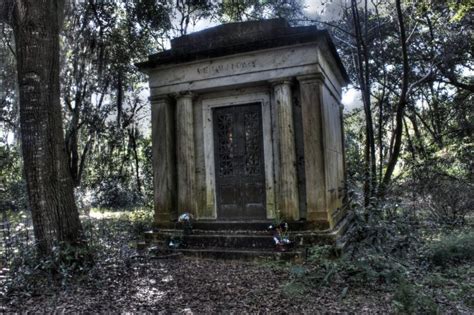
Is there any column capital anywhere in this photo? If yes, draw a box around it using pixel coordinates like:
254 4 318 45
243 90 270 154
149 94 173 103
296 73 325 84
269 77 294 87
175 91 195 100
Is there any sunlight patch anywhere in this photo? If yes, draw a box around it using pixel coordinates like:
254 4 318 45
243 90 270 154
133 285 165 302
161 275 173 283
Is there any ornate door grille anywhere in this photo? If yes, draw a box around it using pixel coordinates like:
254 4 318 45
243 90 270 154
213 103 266 219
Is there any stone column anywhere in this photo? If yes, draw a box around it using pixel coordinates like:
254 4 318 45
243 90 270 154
151 95 176 224
297 74 329 228
273 80 299 220
176 92 196 214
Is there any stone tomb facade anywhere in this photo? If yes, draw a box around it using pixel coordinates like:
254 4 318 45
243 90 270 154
138 19 350 231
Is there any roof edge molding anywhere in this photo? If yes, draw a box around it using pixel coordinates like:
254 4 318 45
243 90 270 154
136 18 350 84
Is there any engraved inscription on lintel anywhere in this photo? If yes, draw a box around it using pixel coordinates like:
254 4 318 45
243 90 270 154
197 60 257 76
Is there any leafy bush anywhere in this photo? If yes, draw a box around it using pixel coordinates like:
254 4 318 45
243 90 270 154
5 241 95 296
92 178 142 209
421 177 473 226
392 281 438 314
409 157 473 226
297 243 405 294
128 208 153 234
426 231 474 268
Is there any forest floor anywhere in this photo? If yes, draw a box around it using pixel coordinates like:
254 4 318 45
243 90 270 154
1 256 394 313
0 208 472 313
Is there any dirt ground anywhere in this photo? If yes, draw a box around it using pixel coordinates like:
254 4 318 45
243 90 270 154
1 255 393 313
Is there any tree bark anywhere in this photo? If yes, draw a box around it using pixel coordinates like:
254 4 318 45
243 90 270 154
351 0 376 206
380 0 410 195
12 0 84 256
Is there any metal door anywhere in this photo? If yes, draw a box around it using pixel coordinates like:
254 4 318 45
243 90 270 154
213 103 266 220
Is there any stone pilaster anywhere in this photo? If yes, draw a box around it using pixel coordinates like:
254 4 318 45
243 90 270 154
272 80 299 220
151 95 176 223
176 92 196 215
297 74 329 228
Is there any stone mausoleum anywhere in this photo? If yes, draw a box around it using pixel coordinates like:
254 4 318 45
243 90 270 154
137 19 350 237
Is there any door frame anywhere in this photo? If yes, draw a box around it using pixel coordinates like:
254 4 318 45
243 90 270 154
202 91 276 220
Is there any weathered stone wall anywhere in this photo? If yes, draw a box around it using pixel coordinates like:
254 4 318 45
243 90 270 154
147 40 347 230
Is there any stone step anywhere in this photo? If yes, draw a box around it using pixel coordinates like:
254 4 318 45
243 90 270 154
146 231 276 249
190 220 310 231
182 234 275 249
144 229 338 249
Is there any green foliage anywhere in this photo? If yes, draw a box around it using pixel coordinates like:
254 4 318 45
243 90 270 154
426 231 474 268
5 241 95 296
0 144 27 212
282 280 307 298
308 244 406 287
447 0 474 22
276 198 473 312
219 0 304 22
343 110 366 184
127 207 153 234
407 149 473 225
392 281 439 314
2 207 152 298
423 265 474 309
92 178 142 209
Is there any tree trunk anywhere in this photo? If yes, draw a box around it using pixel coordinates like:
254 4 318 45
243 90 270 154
11 0 84 256
380 0 410 195
129 127 142 195
351 0 376 206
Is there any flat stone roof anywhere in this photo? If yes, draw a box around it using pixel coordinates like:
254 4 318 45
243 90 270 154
137 18 349 83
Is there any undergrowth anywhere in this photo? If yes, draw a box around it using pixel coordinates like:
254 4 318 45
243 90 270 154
1 207 153 300
280 198 473 313
425 230 474 268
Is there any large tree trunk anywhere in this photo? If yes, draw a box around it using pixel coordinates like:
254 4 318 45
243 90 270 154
10 0 84 256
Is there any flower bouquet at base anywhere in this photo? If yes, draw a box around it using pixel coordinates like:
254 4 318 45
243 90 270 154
268 221 294 252
167 212 194 249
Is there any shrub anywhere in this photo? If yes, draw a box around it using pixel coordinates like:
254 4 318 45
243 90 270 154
392 281 438 314
92 178 141 209
409 160 473 226
423 178 473 226
5 241 95 296
426 231 474 268
128 208 153 234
